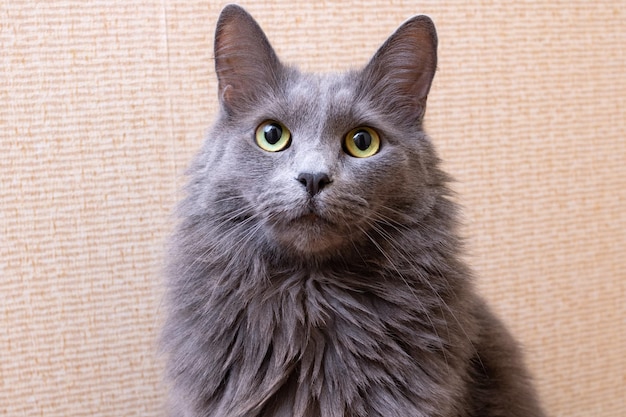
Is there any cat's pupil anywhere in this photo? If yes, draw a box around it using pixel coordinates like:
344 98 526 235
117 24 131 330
264 124 282 145
353 130 372 150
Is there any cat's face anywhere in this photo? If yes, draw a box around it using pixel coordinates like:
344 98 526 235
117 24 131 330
187 6 439 260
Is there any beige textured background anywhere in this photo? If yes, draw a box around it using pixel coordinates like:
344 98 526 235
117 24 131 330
1 1 625 416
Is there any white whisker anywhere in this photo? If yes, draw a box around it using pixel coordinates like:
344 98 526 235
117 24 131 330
355 222 449 368
366 210 479 366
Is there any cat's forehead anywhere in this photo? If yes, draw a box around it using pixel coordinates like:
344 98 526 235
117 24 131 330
285 72 357 113
273 71 366 137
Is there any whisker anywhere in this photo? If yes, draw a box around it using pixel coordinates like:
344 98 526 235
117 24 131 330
174 203 262 292
355 223 448 368
366 211 479 367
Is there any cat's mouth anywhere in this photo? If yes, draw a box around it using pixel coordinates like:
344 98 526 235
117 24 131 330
297 211 328 224
294 201 340 225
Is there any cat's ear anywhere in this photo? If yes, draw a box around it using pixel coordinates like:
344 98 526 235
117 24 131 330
361 15 437 122
214 5 283 113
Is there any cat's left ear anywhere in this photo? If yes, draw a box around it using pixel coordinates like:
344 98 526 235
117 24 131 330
214 5 283 113
361 15 438 122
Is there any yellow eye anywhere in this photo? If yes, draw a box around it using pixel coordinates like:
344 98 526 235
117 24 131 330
344 127 380 158
255 120 291 152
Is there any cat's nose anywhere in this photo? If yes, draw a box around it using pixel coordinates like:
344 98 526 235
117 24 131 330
297 172 331 197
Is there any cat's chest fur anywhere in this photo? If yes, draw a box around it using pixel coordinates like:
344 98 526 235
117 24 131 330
190 264 473 417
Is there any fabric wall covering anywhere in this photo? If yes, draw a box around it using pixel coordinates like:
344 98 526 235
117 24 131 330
1 1 624 416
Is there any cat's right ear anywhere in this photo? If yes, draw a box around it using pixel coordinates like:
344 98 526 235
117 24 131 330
214 5 283 113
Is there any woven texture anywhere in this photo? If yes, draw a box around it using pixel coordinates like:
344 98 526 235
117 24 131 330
1 1 624 416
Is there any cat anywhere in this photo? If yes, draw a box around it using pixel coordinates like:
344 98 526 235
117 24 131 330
162 4 546 417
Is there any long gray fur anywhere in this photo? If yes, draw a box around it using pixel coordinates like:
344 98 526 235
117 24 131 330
162 5 546 417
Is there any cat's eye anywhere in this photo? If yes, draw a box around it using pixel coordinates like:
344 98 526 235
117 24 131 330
344 127 380 158
255 120 291 152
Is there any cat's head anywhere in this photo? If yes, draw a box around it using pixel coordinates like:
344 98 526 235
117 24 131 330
184 5 446 261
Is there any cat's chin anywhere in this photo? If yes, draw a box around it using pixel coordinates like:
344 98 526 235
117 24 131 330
266 213 353 257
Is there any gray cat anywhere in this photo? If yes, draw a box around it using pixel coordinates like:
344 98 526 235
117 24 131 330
162 4 546 417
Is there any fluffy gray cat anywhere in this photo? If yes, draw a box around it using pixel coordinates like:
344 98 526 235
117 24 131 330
162 4 546 417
